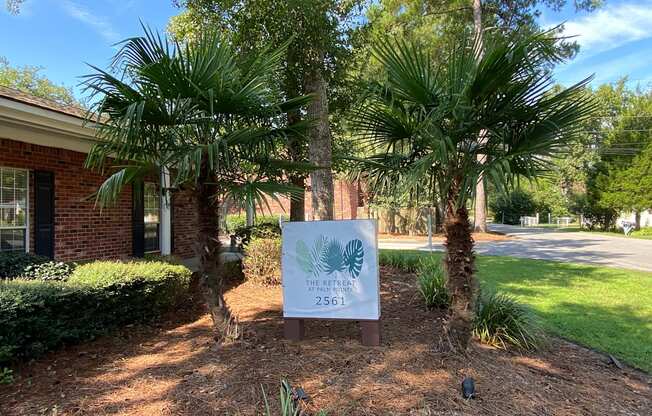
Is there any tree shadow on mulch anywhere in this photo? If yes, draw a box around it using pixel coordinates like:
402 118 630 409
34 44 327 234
2 266 651 415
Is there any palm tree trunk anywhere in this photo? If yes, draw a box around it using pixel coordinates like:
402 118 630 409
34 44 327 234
472 0 488 233
443 194 479 350
307 67 334 221
196 163 238 341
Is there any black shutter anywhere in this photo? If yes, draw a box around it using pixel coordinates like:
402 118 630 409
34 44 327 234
132 181 145 258
34 170 55 258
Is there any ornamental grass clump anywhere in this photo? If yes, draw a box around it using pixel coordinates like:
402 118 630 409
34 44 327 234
416 256 449 309
378 250 423 272
473 292 545 350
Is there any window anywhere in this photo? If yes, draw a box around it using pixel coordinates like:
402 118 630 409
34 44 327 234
143 182 160 252
0 167 28 252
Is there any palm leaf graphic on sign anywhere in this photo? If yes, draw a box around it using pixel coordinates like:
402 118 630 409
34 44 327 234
343 239 364 278
296 240 313 275
310 235 327 276
321 239 345 275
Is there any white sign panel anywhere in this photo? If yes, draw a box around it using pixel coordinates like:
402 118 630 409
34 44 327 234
282 219 380 320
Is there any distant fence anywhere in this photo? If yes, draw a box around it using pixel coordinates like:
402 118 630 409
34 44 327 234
555 216 573 227
518 215 577 228
520 216 539 227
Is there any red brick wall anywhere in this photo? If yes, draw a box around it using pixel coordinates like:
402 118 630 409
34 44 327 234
234 178 363 220
0 138 197 261
172 189 198 258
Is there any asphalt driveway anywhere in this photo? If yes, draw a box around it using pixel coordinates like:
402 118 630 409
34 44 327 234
378 224 652 272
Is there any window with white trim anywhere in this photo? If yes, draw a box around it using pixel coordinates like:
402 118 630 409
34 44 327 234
143 182 160 252
0 167 28 252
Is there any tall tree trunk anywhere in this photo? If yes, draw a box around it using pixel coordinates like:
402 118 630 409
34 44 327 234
443 188 479 350
245 198 255 227
196 162 238 341
307 69 334 221
288 110 306 221
472 0 488 233
635 210 641 230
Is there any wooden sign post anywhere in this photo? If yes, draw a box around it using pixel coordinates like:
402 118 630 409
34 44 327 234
281 219 381 346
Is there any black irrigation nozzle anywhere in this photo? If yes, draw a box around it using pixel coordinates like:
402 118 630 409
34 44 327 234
462 377 476 399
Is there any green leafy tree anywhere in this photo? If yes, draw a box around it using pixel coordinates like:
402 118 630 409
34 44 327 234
350 31 595 349
356 0 602 232
602 144 652 224
0 57 80 106
170 0 366 221
4 0 24 14
579 81 652 229
83 28 308 339
488 189 537 225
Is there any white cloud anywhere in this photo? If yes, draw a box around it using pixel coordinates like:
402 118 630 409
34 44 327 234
559 2 652 55
60 1 120 43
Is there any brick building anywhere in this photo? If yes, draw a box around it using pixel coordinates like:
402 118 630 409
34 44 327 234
0 86 198 262
236 179 366 221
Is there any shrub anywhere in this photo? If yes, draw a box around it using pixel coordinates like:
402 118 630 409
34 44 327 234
473 292 544 350
0 260 191 364
631 227 652 237
489 188 536 225
261 379 323 416
0 252 49 279
226 214 287 233
378 250 426 272
234 222 282 249
242 237 282 286
416 256 449 309
0 367 13 385
21 261 75 281
262 379 300 416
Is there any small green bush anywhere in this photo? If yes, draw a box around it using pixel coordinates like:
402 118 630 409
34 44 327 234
631 227 652 237
262 379 299 416
473 292 544 350
416 256 449 309
0 260 191 364
21 261 75 281
0 252 49 279
378 250 425 272
234 223 282 248
226 214 286 233
0 367 13 385
242 237 282 286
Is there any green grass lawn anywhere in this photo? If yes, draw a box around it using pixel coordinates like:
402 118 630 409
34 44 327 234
379 249 652 372
504 223 652 240
579 230 652 240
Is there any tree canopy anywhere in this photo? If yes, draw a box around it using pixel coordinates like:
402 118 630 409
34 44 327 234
0 57 80 107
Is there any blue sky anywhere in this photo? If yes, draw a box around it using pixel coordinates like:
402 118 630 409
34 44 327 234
1 0 651 101
543 0 652 87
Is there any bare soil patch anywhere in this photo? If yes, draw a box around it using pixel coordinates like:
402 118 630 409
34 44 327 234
2 267 650 415
378 232 510 242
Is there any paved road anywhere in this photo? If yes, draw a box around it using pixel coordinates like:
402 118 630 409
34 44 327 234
378 224 652 272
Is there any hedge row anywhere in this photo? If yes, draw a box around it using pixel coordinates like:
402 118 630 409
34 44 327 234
225 214 286 233
0 260 191 364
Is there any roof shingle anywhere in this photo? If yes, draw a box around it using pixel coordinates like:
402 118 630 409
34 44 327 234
0 85 88 120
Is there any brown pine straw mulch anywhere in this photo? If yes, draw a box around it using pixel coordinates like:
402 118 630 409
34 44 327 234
2 267 651 415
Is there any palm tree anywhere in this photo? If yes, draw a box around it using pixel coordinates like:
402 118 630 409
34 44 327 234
350 31 596 349
83 27 309 340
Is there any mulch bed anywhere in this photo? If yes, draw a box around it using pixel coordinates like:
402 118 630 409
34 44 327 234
2 266 650 415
